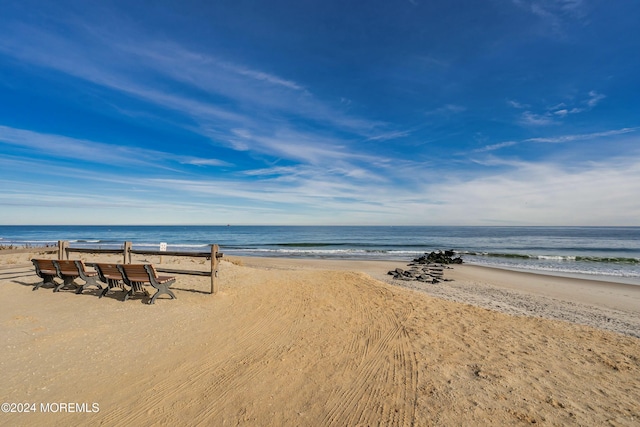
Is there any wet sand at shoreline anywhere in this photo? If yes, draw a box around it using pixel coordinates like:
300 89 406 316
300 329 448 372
0 251 638 426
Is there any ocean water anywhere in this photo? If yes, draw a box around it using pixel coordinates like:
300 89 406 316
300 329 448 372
1 225 639 283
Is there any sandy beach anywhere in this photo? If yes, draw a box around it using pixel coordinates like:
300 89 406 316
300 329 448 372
1 251 639 426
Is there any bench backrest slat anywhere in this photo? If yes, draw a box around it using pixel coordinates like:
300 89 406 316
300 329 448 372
119 264 152 282
94 263 124 281
32 259 57 271
54 260 80 276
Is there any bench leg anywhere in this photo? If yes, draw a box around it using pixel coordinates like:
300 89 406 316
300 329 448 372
75 276 103 294
122 282 145 302
99 280 124 299
54 277 79 293
148 283 177 305
33 274 57 291
100 281 114 298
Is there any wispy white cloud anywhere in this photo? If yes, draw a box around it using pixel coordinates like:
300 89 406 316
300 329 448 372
507 99 529 109
0 17 387 161
224 63 305 91
223 127 395 172
366 130 412 142
0 7 403 203
529 3 559 23
149 155 640 225
586 90 605 107
557 0 584 14
114 40 310 107
428 156 640 225
527 128 636 144
179 158 233 167
242 166 303 177
513 0 587 26
473 141 518 153
515 90 607 127
0 25 248 125
0 122 407 220
3 140 640 225
0 125 234 177
0 125 171 168
476 127 637 152
144 177 369 214
519 111 557 126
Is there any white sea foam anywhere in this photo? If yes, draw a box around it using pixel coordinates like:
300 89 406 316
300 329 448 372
536 255 576 261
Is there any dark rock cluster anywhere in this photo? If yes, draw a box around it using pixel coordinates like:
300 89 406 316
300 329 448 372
387 250 462 283
412 250 463 265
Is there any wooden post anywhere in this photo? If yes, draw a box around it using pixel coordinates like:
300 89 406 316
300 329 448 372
211 244 219 294
124 241 132 264
58 240 68 259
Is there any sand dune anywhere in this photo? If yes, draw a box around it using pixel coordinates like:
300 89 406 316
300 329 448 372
0 253 639 426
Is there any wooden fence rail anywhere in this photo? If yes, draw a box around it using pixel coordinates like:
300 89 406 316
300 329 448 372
58 240 222 294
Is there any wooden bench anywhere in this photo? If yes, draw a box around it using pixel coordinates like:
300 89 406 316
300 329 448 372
117 264 176 304
93 263 127 299
31 259 59 291
53 260 102 294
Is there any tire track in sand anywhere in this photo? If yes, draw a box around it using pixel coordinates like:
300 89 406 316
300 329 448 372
321 277 418 426
100 272 306 426
99 269 418 426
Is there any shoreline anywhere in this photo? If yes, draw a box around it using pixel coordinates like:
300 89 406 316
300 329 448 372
236 253 640 286
231 255 640 337
465 262 640 286
233 253 640 284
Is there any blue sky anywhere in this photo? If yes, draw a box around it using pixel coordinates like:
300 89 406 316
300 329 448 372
1 0 639 225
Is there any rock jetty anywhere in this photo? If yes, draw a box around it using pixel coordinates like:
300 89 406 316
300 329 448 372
388 250 462 283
